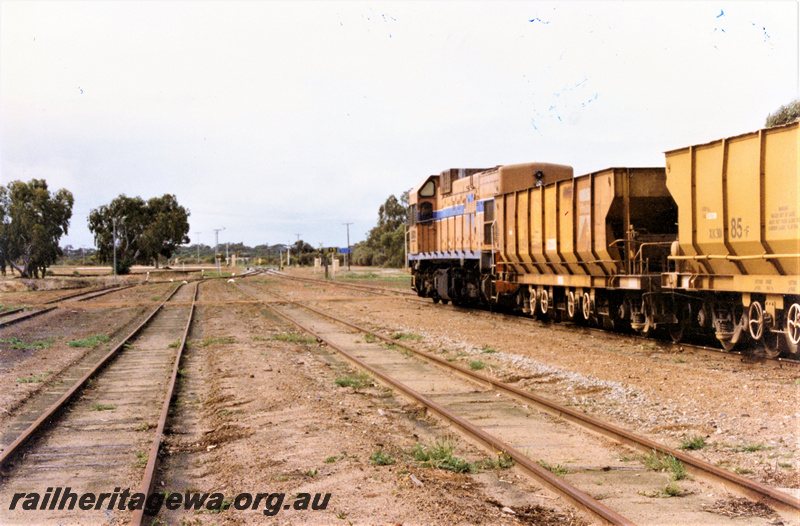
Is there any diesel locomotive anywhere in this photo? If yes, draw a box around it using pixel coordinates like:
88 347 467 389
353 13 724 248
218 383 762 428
407 122 800 357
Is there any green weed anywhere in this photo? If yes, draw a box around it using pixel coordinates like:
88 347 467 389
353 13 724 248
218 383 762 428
678 435 707 451
68 335 111 347
411 439 471 473
641 450 686 480
200 337 236 346
370 449 396 466
335 373 373 389
392 333 423 341
272 332 316 344
643 481 685 498
16 371 52 384
90 403 117 411
537 460 570 476
134 452 147 468
737 443 770 453
2 337 57 350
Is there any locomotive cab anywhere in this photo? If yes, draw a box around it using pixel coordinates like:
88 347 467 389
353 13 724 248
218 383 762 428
408 175 439 261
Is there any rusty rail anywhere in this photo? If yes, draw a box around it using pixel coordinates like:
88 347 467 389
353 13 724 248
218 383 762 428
0 306 58 329
234 282 633 525
130 281 198 526
240 282 800 519
0 283 184 471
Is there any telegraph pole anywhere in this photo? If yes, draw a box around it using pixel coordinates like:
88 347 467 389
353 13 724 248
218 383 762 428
214 227 225 275
195 232 201 264
112 218 118 285
342 222 353 270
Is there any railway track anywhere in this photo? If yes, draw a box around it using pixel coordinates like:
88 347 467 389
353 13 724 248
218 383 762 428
233 279 800 525
0 281 196 526
0 284 137 330
265 269 800 368
265 269 421 299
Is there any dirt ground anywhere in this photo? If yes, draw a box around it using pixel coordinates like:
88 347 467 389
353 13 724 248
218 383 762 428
1 268 798 525
152 278 585 525
283 268 800 494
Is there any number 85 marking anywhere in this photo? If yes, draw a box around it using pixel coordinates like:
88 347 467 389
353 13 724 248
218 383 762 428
730 217 749 238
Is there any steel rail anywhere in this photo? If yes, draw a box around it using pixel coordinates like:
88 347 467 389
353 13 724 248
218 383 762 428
243 283 800 518
0 306 58 329
0 283 184 471
0 307 25 318
234 283 633 526
131 281 198 526
266 269 419 298
43 284 132 304
266 269 800 367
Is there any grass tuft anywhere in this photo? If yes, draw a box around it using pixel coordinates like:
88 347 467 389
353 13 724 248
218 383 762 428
335 373 373 389
370 449 396 466
537 460 570 476
411 439 471 473
2 337 57 350
392 333 423 341
68 335 110 348
641 450 686 480
16 371 52 384
678 435 707 451
90 403 117 411
272 332 316 344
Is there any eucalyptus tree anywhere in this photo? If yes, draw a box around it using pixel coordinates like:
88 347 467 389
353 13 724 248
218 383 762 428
88 194 190 272
0 179 74 278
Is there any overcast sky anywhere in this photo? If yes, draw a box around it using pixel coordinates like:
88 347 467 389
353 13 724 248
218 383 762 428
1 1 797 251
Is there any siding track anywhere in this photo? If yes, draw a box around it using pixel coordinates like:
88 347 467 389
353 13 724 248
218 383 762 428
0 282 197 526
234 278 800 525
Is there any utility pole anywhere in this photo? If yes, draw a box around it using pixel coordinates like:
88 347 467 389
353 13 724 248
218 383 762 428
195 232 201 265
214 227 225 275
112 218 117 286
342 222 353 271
111 216 126 285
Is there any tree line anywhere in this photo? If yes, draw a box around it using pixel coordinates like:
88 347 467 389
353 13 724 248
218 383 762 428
0 180 189 278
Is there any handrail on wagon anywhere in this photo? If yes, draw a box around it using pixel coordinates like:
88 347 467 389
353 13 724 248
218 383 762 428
668 253 800 261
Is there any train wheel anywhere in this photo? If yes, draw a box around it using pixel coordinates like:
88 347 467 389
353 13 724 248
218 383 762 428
602 316 618 331
783 303 800 356
760 332 781 358
747 301 765 340
432 297 440 304
668 318 686 343
638 298 655 337
582 292 592 321
567 291 576 320
669 303 690 343
539 290 549 315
